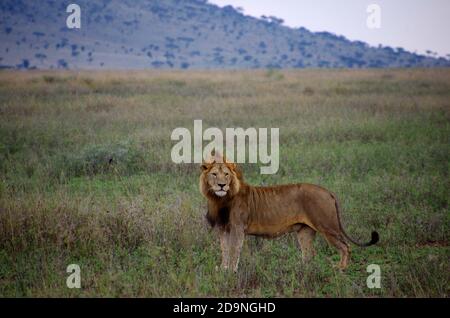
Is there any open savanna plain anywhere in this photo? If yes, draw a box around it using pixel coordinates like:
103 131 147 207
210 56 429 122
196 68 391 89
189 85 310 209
0 69 448 297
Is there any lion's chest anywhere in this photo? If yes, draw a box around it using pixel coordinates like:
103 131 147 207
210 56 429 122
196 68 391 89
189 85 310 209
206 204 231 229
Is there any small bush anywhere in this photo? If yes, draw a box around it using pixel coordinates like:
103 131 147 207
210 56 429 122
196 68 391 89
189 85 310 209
57 142 148 177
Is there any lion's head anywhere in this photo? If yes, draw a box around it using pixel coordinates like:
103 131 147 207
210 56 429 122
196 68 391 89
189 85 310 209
199 155 241 200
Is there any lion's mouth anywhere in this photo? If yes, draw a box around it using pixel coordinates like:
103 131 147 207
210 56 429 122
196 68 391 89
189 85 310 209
215 190 227 197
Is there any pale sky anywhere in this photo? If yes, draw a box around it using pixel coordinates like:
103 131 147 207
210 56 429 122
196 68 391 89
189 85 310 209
209 0 450 57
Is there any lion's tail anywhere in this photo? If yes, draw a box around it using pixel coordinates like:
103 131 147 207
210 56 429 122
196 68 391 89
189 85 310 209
330 193 379 247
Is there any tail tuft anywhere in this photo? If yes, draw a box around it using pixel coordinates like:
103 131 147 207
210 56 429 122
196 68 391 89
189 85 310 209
368 231 379 246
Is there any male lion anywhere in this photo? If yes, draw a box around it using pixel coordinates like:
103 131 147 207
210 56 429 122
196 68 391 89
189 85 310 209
199 155 379 271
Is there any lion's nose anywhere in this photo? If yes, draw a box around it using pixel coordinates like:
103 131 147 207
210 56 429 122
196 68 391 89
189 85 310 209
218 183 226 188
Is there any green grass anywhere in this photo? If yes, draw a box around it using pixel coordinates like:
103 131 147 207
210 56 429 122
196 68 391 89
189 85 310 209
0 69 449 297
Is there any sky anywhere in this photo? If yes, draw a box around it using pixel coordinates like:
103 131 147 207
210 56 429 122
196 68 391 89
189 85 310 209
209 0 450 57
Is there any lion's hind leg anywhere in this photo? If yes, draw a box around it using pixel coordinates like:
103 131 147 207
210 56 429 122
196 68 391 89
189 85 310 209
322 232 350 270
296 225 317 262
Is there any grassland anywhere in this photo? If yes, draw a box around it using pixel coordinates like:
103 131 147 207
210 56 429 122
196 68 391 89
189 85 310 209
0 69 449 297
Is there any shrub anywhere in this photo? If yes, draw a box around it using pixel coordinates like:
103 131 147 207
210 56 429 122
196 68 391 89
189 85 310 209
56 142 148 178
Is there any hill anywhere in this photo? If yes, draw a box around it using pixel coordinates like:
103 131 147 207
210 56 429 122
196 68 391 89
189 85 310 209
1 0 449 69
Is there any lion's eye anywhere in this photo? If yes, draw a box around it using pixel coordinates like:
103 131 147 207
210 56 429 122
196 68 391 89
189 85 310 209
225 173 229 177
211 173 217 177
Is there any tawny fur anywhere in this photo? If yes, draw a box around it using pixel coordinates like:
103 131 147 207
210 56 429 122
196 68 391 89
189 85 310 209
200 160 379 271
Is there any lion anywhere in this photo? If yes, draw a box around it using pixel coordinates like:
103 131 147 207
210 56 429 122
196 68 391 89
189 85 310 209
199 154 379 271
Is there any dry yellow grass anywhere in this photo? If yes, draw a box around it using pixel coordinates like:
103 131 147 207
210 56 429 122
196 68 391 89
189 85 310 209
0 69 449 297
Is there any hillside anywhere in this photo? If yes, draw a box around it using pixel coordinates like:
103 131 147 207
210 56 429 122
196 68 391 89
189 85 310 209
1 0 449 69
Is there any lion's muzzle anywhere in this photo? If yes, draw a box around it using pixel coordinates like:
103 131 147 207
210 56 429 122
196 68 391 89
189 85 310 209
215 190 227 197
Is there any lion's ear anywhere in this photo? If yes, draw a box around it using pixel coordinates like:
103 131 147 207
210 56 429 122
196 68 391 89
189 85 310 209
229 162 243 179
201 163 210 171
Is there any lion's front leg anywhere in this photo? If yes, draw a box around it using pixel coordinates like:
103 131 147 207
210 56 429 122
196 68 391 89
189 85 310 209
219 230 230 270
229 226 245 273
